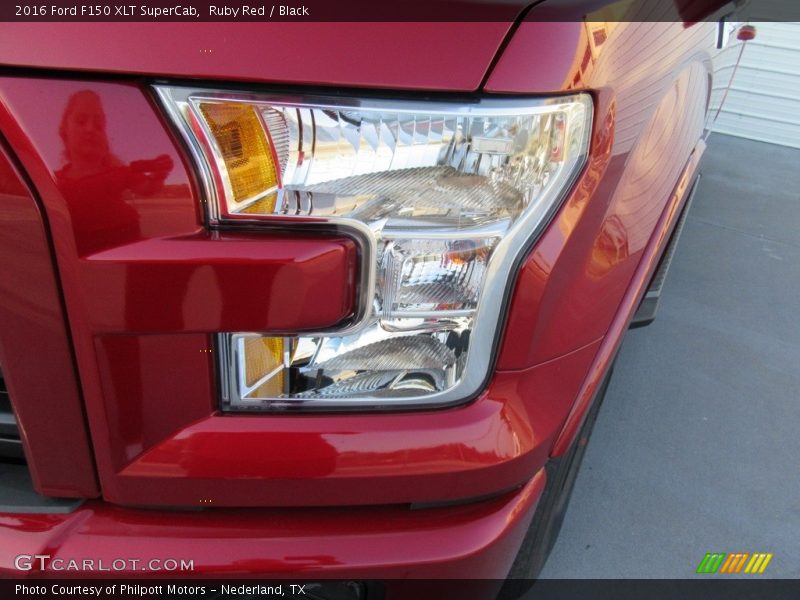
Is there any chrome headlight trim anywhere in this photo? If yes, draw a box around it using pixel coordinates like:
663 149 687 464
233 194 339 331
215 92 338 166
155 86 593 410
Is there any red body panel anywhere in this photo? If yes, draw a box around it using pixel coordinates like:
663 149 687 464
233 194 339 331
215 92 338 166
0 77 364 504
0 144 97 497
0 22 515 92
552 139 705 456
0 16 715 580
81 232 357 334
105 341 598 507
494 22 713 368
1 472 543 591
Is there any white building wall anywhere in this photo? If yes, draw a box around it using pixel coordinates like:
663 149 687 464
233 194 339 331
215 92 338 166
711 21 800 149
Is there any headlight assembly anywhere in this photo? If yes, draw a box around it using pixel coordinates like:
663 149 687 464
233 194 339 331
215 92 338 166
156 86 592 410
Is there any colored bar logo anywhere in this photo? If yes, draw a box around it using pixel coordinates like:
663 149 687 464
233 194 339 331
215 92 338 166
697 552 773 574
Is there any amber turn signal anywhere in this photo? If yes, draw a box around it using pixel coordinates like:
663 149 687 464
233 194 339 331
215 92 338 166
197 102 279 208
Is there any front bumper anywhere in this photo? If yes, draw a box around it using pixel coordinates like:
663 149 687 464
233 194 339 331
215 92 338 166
1 471 543 595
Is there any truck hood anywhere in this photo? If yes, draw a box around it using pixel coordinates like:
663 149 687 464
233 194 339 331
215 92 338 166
0 20 521 92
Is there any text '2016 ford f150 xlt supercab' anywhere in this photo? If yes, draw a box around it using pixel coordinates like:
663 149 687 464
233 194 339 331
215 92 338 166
0 0 750 597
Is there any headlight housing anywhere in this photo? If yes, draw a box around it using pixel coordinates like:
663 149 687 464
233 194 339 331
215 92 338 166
156 87 592 410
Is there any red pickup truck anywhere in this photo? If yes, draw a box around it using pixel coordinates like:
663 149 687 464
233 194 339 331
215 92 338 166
0 2 744 597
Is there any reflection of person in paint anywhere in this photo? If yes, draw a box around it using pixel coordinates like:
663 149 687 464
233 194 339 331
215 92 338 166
55 90 175 461
55 90 173 255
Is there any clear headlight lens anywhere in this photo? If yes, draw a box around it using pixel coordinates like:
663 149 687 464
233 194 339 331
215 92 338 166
156 87 592 410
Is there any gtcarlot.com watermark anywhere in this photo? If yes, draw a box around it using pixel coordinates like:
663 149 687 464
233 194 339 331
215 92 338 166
14 554 194 572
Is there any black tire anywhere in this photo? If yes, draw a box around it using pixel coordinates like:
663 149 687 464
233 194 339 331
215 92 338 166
498 364 615 599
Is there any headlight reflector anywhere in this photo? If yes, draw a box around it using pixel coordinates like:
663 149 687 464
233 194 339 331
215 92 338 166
156 88 592 409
